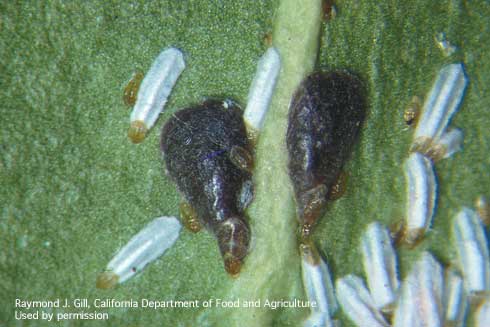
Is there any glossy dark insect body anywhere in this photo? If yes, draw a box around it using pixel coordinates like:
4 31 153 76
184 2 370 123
287 71 366 237
161 100 253 276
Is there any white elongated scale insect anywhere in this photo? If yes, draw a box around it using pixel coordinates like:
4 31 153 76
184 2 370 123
402 152 437 245
243 47 281 136
444 268 467 327
335 275 390 327
360 222 399 311
475 297 490 327
393 252 444 327
427 128 464 161
411 63 468 156
452 207 490 295
96 216 181 289
300 241 338 322
128 47 185 143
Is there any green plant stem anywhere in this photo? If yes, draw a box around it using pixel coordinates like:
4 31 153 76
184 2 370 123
216 0 323 325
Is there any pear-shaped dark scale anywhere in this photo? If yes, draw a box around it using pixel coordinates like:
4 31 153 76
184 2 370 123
161 100 253 276
287 71 366 238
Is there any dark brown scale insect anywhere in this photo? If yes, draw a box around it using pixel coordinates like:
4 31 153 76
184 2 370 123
161 100 253 276
287 71 366 238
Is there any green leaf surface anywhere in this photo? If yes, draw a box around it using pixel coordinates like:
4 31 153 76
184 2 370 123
1 1 489 326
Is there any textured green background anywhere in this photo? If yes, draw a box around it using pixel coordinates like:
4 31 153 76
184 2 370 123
1 1 489 326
